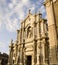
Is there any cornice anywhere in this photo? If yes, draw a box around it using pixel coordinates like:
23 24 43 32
44 0 51 6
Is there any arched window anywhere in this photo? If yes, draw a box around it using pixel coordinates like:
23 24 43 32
27 26 33 38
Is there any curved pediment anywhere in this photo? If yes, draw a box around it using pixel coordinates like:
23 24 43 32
21 13 35 28
25 14 35 27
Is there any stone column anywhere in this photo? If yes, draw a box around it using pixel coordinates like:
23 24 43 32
16 44 20 65
23 47 26 65
19 45 23 65
37 40 41 65
8 48 11 65
32 39 37 65
38 41 43 65
19 28 22 65
8 40 14 65
33 15 37 65
41 20 46 65
42 39 46 65
0 60 1 65
36 19 40 65
36 14 42 65
19 25 23 65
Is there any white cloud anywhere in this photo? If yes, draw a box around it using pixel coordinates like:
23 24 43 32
22 0 28 4
5 18 19 32
0 16 3 29
0 42 5 47
39 6 46 14
0 0 45 54
0 0 44 32
30 4 36 13
8 3 14 9
0 41 9 54
0 21 2 28
12 0 16 5
45 16 47 19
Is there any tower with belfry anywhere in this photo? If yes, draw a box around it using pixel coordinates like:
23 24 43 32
44 0 58 65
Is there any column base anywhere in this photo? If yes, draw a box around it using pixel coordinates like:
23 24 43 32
7 63 11 65
14 63 17 65
36 64 39 65
8 63 10 65
36 63 47 65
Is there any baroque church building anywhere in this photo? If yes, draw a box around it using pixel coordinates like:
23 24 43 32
8 12 49 65
8 0 58 65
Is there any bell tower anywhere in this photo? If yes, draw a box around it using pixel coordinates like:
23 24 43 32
44 0 58 65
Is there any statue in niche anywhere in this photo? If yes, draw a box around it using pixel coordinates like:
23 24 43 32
27 26 33 38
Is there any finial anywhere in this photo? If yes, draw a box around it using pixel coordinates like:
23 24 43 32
35 11 36 17
39 11 42 18
29 9 31 14
17 30 19 33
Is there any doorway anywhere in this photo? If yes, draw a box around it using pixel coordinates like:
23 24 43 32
26 56 32 65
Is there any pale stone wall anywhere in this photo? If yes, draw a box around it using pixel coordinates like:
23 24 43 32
44 0 58 65
54 1 58 37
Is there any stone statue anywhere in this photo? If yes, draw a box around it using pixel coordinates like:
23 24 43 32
27 27 32 38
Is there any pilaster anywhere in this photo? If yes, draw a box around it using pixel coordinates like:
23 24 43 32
42 39 46 65
8 40 14 65
36 40 41 65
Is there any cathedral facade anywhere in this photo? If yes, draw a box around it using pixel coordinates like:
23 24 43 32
8 12 49 65
8 0 58 65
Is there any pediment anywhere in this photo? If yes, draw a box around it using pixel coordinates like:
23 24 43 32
24 14 35 27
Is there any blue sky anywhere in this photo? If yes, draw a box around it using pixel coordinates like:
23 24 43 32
0 0 46 54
